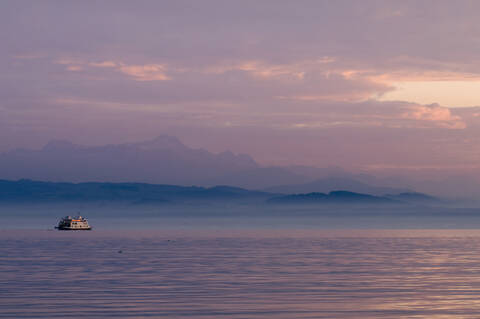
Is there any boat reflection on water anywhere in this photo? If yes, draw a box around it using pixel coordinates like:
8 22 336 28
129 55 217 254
55 215 92 230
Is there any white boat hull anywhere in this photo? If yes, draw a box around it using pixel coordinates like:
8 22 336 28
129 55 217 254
56 215 92 231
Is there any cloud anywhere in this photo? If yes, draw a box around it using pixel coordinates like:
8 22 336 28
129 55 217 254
47 95 467 132
55 59 170 81
371 102 467 130
203 57 335 80
117 63 169 81
55 58 84 72
89 61 117 68
13 53 46 60
66 65 83 72
204 60 309 79
55 58 83 66
402 104 456 121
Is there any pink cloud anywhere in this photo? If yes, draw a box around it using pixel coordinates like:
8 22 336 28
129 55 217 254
66 65 83 72
204 58 335 81
89 61 117 68
117 64 170 81
400 104 466 129
55 59 171 81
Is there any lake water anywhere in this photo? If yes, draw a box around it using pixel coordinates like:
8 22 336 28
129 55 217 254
3 228 480 318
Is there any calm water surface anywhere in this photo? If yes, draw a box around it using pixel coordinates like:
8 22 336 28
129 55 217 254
2 229 480 318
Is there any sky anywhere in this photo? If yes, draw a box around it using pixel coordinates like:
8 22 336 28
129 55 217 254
1 0 480 182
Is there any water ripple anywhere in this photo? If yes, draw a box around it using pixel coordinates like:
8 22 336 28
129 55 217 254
2 230 480 318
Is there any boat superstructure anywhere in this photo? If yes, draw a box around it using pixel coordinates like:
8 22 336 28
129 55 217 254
56 215 91 230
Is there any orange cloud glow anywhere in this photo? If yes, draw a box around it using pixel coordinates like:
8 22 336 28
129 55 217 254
117 64 170 81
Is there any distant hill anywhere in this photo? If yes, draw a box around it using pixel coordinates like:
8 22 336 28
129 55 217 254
264 177 410 196
0 179 272 204
268 191 397 204
385 192 440 203
0 180 441 207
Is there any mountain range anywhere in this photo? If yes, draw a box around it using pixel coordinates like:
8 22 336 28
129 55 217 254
0 136 259 186
0 135 410 194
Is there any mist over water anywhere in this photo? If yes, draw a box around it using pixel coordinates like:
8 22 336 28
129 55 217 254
3 203 480 230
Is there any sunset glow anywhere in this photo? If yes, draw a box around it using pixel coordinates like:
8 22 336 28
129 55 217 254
379 80 480 107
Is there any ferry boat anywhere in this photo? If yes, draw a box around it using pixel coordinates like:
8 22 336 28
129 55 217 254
55 215 92 230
